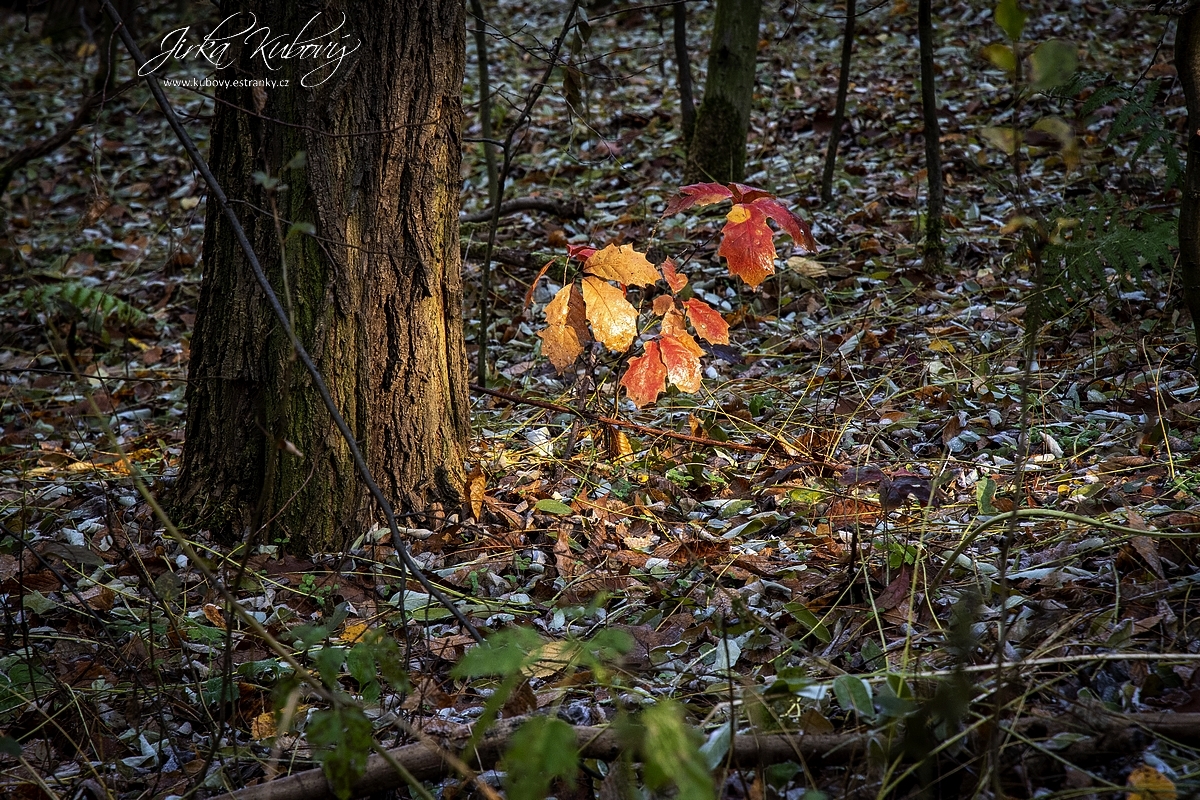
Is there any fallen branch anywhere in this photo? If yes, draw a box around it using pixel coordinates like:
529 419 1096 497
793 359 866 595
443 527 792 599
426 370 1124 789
225 725 867 800
225 707 1200 800
461 196 584 223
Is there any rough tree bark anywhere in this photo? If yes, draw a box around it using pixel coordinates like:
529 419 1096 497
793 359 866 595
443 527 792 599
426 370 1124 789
1179 5 1200 370
918 0 946 270
684 0 763 183
175 0 469 554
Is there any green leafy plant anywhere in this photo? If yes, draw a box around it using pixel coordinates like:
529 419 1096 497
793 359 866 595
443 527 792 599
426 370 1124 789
19 281 149 329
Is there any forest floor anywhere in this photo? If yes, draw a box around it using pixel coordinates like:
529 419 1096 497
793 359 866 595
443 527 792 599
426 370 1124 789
1 0 1198 798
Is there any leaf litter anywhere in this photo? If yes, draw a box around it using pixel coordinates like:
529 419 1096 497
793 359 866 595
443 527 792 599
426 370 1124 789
0 0 1198 797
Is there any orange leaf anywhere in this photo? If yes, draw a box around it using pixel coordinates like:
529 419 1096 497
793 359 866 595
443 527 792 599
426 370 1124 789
621 340 667 407
652 294 675 316
581 276 638 352
661 306 690 340
683 298 730 344
663 182 733 216
203 603 227 629
659 333 703 393
661 257 688 293
750 196 818 252
583 243 660 287
538 284 589 371
719 203 776 287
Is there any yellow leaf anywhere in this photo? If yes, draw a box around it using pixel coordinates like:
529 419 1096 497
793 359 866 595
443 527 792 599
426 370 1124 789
251 711 276 740
583 243 660 286
538 284 589 371
928 339 956 353
581 276 638 352
1127 765 1176 800
340 622 369 643
980 126 1019 155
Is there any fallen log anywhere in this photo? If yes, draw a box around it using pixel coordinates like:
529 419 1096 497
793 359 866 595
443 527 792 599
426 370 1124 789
224 709 1200 800
224 725 868 800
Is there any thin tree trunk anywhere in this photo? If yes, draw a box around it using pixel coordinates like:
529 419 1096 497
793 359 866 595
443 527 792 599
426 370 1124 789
820 0 855 205
469 0 498 207
685 0 763 184
919 0 946 270
176 1 469 554
1180 5 1200 372
673 0 696 144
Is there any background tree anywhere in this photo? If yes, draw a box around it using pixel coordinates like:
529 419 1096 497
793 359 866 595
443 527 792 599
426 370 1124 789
918 0 946 268
820 0 856 205
1178 2 1200 369
685 0 763 183
174 0 469 554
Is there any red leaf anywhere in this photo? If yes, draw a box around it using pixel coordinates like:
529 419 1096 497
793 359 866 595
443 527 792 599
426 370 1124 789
621 340 667 408
583 243 660 286
718 203 776 287
729 183 773 205
567 243 598 261
538 284 589 371
581 276 638 352
661 257 688 294
659 333 703 393
662 182 733 216
652 294 676 317
683 298 729 345
750 196 818 252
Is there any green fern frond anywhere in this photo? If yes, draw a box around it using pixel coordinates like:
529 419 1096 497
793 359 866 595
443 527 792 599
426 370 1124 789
20 282 149 328
1041 195 1175 314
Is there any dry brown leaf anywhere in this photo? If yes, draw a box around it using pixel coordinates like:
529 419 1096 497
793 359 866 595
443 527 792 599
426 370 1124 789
466 466 486 520
202 603 226 629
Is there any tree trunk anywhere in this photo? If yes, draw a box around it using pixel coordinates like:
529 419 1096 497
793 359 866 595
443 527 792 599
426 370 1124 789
673 0 697 144
175 0 469 554
918 0 946 270
1180 5 1200 372
684 0 762 184
820 0 855 206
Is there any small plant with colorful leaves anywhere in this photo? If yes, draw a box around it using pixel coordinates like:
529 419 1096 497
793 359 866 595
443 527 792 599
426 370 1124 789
537 183 816 408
